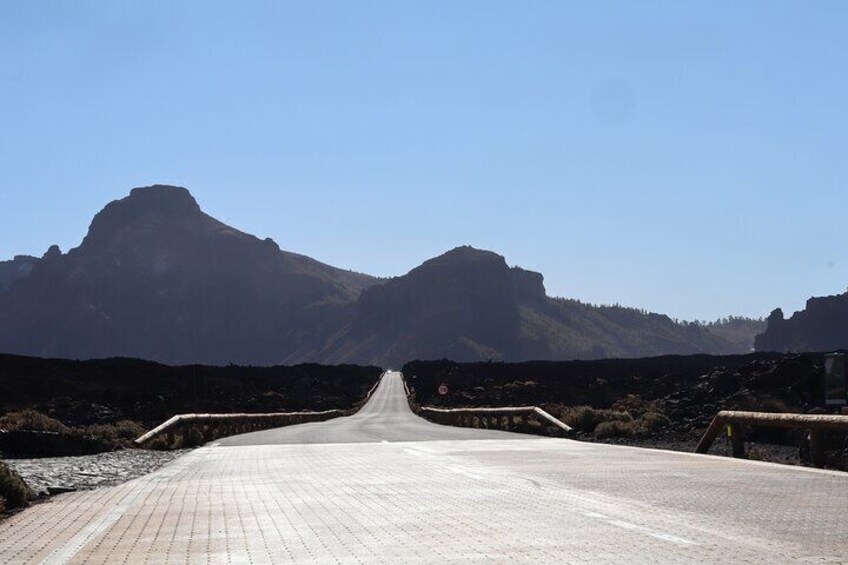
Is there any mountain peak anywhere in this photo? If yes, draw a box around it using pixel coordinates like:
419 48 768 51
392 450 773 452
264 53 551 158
80 185 203 250
420 246 506 270
125 184 200 213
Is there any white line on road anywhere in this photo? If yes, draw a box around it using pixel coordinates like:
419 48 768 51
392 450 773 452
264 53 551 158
581 511 698 546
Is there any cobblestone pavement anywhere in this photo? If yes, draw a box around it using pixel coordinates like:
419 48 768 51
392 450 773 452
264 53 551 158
0 373 845 563
3 450 189 495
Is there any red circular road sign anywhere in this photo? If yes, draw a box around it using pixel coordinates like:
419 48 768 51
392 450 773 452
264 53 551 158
438 384 449 396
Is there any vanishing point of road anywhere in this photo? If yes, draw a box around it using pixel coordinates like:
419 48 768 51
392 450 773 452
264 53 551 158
1 372 846 563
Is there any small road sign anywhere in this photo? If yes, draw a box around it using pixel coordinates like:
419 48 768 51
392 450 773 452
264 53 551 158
438 384 449 396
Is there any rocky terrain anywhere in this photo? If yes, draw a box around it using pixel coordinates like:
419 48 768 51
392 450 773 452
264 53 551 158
0 354 381 432
4 450 188 497
756 292 848 352
405 353 848 471
0 184 762 367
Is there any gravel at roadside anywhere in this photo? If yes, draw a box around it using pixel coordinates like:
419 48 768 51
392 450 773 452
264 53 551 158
3 449 190 495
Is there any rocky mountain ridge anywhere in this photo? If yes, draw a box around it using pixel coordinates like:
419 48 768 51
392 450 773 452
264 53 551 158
0 185 762 366
755 292 848 352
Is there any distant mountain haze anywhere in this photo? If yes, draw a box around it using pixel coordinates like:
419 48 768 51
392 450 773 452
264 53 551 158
0 185 766 366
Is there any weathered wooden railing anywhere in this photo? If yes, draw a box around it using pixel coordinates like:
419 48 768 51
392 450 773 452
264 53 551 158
134 410 344 447
695 410 848 468
418 406 572 436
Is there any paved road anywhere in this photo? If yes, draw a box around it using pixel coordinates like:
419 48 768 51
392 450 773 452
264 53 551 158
1 372 847 563
217 370 528 445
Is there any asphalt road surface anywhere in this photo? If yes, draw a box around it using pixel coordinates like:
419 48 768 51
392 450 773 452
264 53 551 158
217 370 528 445
1 371 846 563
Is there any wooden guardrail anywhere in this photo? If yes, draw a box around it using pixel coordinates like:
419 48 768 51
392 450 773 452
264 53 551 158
365 374 384 399
400 373 571 435
419 406 572 435
136 373 385 447
695 410 848 467
134 410 344 446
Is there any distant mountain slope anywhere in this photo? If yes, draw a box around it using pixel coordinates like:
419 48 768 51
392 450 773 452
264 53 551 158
755 292 848 352
312 246 750 366
0 185 377 364
702 317 765 352
0 185 757 366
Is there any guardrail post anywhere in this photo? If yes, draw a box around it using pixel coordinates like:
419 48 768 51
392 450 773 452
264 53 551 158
729 423 746 459
695 416 725 454
809 430 825 468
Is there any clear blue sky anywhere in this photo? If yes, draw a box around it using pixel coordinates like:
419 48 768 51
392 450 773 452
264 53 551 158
1 2 846 321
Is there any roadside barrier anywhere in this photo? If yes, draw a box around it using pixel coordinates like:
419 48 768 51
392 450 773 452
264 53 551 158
418 406 572 435
695 410 848 467
365 374 384 400
399 373 571 436
134 410 344 447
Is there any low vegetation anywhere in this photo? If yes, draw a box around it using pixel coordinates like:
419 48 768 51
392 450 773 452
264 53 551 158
0 409 148 456
0 409 71 434
0 461 32 513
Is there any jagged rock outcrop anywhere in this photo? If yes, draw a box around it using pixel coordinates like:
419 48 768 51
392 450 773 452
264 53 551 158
318 247 531 364
755 292 848 352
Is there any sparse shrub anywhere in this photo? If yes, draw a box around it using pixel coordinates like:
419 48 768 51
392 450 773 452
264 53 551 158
145 437 170 451
78 420 145 447
0 410 70 434
0 462 32 511
612 394 658 417
637 411 671 435
561 406 633 433
113 420 146 442
595 420 637 439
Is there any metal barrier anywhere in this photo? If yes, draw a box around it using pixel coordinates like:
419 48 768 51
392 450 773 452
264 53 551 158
695 410 848 467
419 406 572 435
135 410 344 446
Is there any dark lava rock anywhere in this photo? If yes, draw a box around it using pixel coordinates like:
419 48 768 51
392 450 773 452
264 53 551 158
0 430 115 458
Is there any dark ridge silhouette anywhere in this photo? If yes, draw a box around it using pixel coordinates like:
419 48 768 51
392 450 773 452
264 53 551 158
0 185 762 366
756 291 848 352
0 255 37 291
0 185 377 365
311 246 758 366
